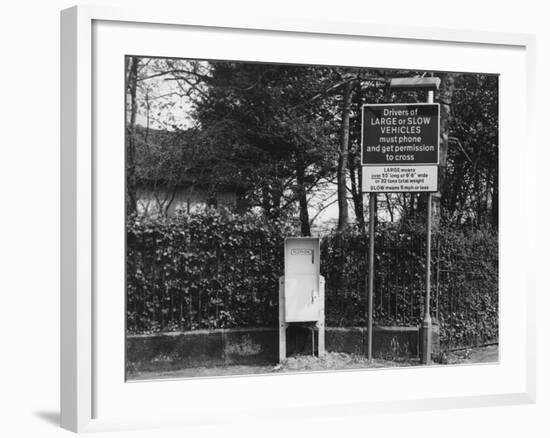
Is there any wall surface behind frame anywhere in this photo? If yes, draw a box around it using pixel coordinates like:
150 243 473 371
0 1 546 438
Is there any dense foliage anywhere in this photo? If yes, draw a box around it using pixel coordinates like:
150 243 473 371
127 210 497 348
126 208 291 332
436 225 499 348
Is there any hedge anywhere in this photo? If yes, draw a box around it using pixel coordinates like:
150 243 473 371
126 208 498 349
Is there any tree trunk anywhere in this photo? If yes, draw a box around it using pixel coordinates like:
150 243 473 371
261 183 271 217
491 171 498 228
270 182 283 220
235 187 248 214
433 73 455 227
349 164 365 233
385 194 394 222
337 80 353 231
126 56 139 216
438 74 455 183
349 79 365 233
295 150 311 236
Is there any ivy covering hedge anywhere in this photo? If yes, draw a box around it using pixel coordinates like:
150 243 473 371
126 209 290 333
126 209 498 348
435 226 499 348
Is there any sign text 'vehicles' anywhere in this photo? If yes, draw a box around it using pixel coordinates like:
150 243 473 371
362 104 439 165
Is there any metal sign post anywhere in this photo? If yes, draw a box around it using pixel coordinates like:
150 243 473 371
361 78 440 364
367 193 375 360
421 192 433 364
421 89 435 365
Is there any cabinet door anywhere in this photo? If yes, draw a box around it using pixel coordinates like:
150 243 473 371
285 275 320 322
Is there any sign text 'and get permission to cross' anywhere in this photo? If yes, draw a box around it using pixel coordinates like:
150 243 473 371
361 103 440 192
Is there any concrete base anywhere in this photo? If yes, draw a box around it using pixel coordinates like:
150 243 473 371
127 325 440 374
418 321 440 363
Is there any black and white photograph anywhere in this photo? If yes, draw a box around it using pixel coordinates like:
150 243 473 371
2 0 547 436
124 57 499 380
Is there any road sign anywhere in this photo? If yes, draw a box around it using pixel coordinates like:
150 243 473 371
361 103 439 192
362 103 439 166
368 81 441 365
362 165 438 192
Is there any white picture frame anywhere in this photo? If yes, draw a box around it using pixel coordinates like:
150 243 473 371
60 5 536 433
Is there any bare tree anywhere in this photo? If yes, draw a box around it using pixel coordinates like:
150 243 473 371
337 79 353 231
126 56 139 215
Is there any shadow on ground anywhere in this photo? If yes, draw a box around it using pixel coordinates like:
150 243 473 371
34 410 59 426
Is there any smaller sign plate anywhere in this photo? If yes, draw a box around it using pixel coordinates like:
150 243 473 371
362 165 438 193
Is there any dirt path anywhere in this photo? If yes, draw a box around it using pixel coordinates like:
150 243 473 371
129 352 415 381
441 344 499 365
129 346 498 381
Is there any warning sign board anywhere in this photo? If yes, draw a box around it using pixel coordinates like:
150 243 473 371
362 166 438 193
361 103 439 192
